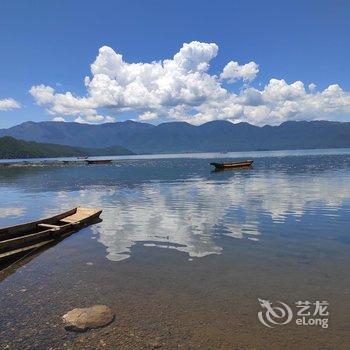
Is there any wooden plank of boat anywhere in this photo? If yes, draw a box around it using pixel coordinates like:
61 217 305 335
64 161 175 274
85 159 112 165
210 160 254 170
0 207 102 266
0 208 77 240
0 240 54 260
0 228 62 253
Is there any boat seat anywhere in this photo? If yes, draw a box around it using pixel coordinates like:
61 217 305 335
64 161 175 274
37 223 61 230
60 219 80 225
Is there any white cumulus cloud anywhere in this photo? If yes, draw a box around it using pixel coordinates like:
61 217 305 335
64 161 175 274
220 61 259 83
139 111 158 121
74 116 88 124
53 116 66 122
29 41 350 125
0 98 21 111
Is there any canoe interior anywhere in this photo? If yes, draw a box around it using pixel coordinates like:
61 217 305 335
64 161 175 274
0 208 77 238
0 207 102 269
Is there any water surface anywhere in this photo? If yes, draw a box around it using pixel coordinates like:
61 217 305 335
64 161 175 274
1 149 349 261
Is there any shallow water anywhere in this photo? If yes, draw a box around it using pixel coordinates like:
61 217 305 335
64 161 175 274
0 149 350 349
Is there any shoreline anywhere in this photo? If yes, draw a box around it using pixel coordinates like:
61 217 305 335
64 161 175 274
1 147 350 168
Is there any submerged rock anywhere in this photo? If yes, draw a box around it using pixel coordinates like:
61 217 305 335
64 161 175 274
62 305 115 332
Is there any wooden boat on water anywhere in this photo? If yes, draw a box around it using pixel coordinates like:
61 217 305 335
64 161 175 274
210 160 254 170
85 159 112 165
0 207 102 269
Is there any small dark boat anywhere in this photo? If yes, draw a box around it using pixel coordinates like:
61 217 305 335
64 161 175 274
85 159 112 165
0 207 102 269
210 160 253 170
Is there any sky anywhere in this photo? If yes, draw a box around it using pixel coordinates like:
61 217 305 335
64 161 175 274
0 0 350 128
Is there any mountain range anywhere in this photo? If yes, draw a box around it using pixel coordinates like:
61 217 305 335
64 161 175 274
0 120 349 154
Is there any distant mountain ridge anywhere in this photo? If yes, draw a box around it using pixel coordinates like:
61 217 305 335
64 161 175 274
0 136 134 159
0 120 349 154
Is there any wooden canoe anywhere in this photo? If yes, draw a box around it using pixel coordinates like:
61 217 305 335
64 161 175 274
0 207 102 268
85 159 112 165
210 160 253 170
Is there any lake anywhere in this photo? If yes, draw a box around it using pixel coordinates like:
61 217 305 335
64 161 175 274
0 149 349 349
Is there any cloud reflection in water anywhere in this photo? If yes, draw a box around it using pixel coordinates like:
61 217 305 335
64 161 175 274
86 171 350 261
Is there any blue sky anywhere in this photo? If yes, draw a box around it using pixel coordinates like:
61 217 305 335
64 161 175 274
0 0 349 128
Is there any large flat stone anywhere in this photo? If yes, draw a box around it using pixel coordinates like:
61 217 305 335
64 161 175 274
62 305 115 332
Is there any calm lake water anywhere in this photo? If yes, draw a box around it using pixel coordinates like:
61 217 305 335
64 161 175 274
0 149 350 349
1 149 350 261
